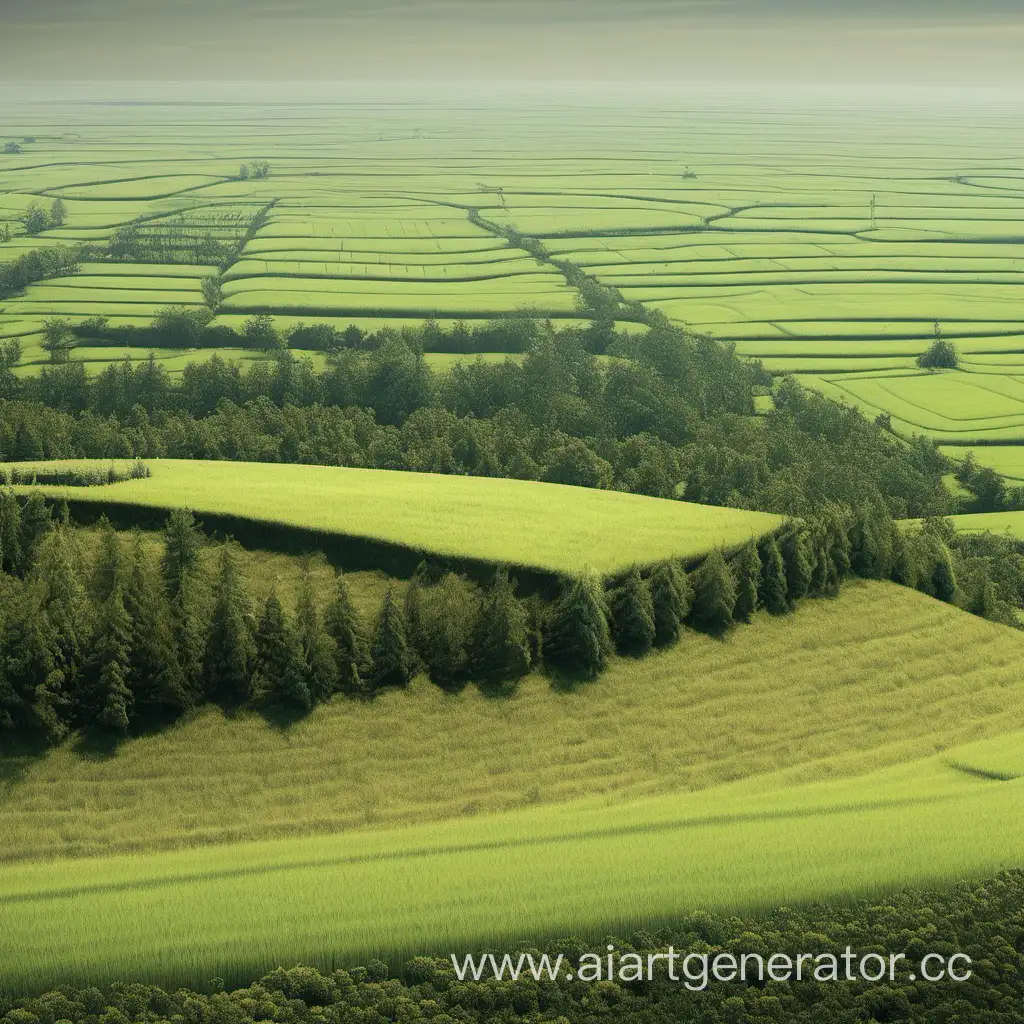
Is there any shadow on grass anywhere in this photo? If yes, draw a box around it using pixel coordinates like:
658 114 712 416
0 731 52 789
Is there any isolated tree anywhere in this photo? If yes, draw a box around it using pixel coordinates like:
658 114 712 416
253 590 311 712
544 571 612 677
123 532 189 717
369 586 413 689
610 567 656 656
3 141 22 154
202 543 254 703
649 559 692 646
690 549 736 634
732 540 762 622
21 201 49 235
39 317 76 364
295 566 337 703
324 569 368 693
238 163 250 181
473 566 531 680
758 535 789 614
49 198 67 228
85 586 134 733
917 322 959 369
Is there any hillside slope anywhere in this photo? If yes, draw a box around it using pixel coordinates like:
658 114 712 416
6 459 782 576
3 580 1022 864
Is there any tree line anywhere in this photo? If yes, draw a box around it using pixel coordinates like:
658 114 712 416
0 244 83 293
0 320 972 520
4 869 1022 1021
1 491 1005 746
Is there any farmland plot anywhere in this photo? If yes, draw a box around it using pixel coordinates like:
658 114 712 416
2 580 1024 992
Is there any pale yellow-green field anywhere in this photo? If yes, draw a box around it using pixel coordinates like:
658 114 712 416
2 582 1024 992
6 458 782 575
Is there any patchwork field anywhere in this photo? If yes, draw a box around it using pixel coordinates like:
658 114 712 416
5 458 782 575
3 97 1022 379
3 580 1024 991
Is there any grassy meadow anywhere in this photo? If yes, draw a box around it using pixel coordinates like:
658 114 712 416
6 458 782 576
2 579 1024 990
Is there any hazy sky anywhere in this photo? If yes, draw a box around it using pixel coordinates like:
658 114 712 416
1 0 1023 86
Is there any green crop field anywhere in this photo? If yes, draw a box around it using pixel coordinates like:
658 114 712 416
5 459 781 575
2 580 1023 992
4 93 1024 481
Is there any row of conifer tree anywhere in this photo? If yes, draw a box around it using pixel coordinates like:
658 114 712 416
0 491 966 743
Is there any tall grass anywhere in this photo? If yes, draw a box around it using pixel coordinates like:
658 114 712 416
3 580 1024 864
1 754 1020 994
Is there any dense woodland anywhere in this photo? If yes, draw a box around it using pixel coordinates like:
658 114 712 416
3 870 1022 1022
0 316 994 521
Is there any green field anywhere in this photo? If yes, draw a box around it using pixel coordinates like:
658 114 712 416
3 580 1024 991
5 459 781 575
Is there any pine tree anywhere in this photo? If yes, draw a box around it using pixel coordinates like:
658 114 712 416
890 528 919 589
369 586 413 689
19 492 52 563
253 591 311 712
808 523 833 596
928 540 958 603
408 572 480 683
610 567 656 655
202 543 254 704
780 525 813 603
86 586 134 733
0 488 24 576
758 535 789 615
473 567 531 680
161 507 202 603
123 532 189 717
827 514 852 581
649 560 691 646
162 508 205 696
324 569 368 693
690 549 737 634
295 566 337 703
732 540 762 622
544 571 612 677
0 577 65 740
91 516 123 602
32 525 92 706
